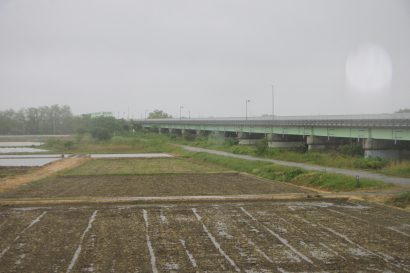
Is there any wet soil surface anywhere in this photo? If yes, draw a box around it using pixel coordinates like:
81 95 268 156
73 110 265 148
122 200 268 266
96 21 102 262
0 167 36 179
0 199 409 272
0 173 311 198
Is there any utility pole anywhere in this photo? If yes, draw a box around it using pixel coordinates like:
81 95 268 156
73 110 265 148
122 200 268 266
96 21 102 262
245 99 250 120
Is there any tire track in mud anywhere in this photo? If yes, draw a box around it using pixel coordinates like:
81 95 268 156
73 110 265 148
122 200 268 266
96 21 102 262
148 207 193 272
66 210 98 273
195 205 277 272
327 208 410 238
167 206 233 271
0 210 47 260
179 239 199 272
247 204 349 267
192 207 242 272
69 207 151 272
239 207 314 265
325 202 410 237
284 205 410 272
142 209 158 273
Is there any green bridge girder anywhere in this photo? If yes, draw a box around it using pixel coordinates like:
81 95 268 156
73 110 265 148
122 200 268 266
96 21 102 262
143 123 410 142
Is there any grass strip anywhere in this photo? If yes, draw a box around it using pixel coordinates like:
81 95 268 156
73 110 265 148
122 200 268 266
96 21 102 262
187 152 390 192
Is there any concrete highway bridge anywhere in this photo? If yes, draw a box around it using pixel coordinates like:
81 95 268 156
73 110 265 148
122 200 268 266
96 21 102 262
138 113 410 160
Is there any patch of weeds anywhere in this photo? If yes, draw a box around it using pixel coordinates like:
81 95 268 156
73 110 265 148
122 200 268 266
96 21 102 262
353 157 388 170
189 152 387 192
387 191 410 208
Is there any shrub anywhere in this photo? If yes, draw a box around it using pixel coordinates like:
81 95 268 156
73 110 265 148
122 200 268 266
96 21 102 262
388 191 410 208
91 127 112 141
255 139 268 155
337 143 364 156
283 168 304 181
63 141 74 150
353 157 388 170
225 137 239 146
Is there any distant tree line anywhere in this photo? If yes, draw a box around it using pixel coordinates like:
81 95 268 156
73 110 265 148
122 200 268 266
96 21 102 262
0 105 74 134
396 109 410 113
0 105 174 140
147 109 172 119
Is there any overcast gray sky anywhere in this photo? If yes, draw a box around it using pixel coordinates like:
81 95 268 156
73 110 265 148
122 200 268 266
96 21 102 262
1 0 409 118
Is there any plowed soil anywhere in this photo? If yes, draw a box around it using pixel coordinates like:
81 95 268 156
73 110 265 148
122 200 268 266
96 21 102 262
0 173 311 198
0 200 409 272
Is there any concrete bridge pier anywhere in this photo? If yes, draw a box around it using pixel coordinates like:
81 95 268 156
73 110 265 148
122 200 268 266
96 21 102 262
306 136 349 151
237 132 265 145
306 136 327 151
196 130 210 137
181 129 197 140
158 128 169 134
267 134 305 148
363 139 400 160
169 128 182 136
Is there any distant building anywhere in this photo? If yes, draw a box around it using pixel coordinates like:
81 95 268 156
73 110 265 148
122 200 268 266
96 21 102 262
88 112 114 118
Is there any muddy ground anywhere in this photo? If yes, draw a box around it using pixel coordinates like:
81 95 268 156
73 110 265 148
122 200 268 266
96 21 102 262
0 173 312 198
0 167 36 179
0 199 409 273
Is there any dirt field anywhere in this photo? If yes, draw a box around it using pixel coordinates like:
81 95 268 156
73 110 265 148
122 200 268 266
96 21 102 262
0 157 88 193
0 199 409 272
0 167 36 179
62 158 229 176
0 173 311 198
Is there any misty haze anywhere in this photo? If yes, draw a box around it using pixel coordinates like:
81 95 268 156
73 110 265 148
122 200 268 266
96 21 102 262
0 1 410 273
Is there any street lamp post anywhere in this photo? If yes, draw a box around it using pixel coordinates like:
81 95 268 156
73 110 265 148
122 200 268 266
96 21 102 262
245 99 250 120
179 106 184 120
271 84 274 120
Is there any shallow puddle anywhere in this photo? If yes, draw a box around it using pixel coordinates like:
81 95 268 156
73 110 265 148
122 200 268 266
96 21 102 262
0 148 49 153
0 142 44 147
89 153 173 158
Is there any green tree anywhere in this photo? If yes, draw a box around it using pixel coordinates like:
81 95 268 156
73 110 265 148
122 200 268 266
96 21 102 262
147 110 172 119
396 109 410 113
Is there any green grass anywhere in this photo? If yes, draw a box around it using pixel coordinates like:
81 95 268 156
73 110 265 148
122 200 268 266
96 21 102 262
0 167 36 179
62 158 228 176
387 191 410 208
171 135 410 178
187 152 390 192
380 161 410 178
42 133 178 154
290 172 387 192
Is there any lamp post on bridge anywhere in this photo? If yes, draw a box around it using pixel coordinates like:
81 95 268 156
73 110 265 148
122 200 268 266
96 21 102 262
272 84 274 121
245 99 251 120
179 106 184 120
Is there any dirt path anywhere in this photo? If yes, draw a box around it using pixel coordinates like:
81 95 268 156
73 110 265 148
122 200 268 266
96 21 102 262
181 145 410 186
0 157 88 193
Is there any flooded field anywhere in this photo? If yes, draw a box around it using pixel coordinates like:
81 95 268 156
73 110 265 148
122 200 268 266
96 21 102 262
0 147 49 154
89 153 173 158
0 155 66 167
0 200 409 272
0 158 60 167
0 141 48 154
0 142 44 147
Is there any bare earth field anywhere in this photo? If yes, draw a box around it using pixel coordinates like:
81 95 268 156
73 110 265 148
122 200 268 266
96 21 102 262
0 173 311 198
0 200 409 273
0 167 36 179
62 158 229 176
